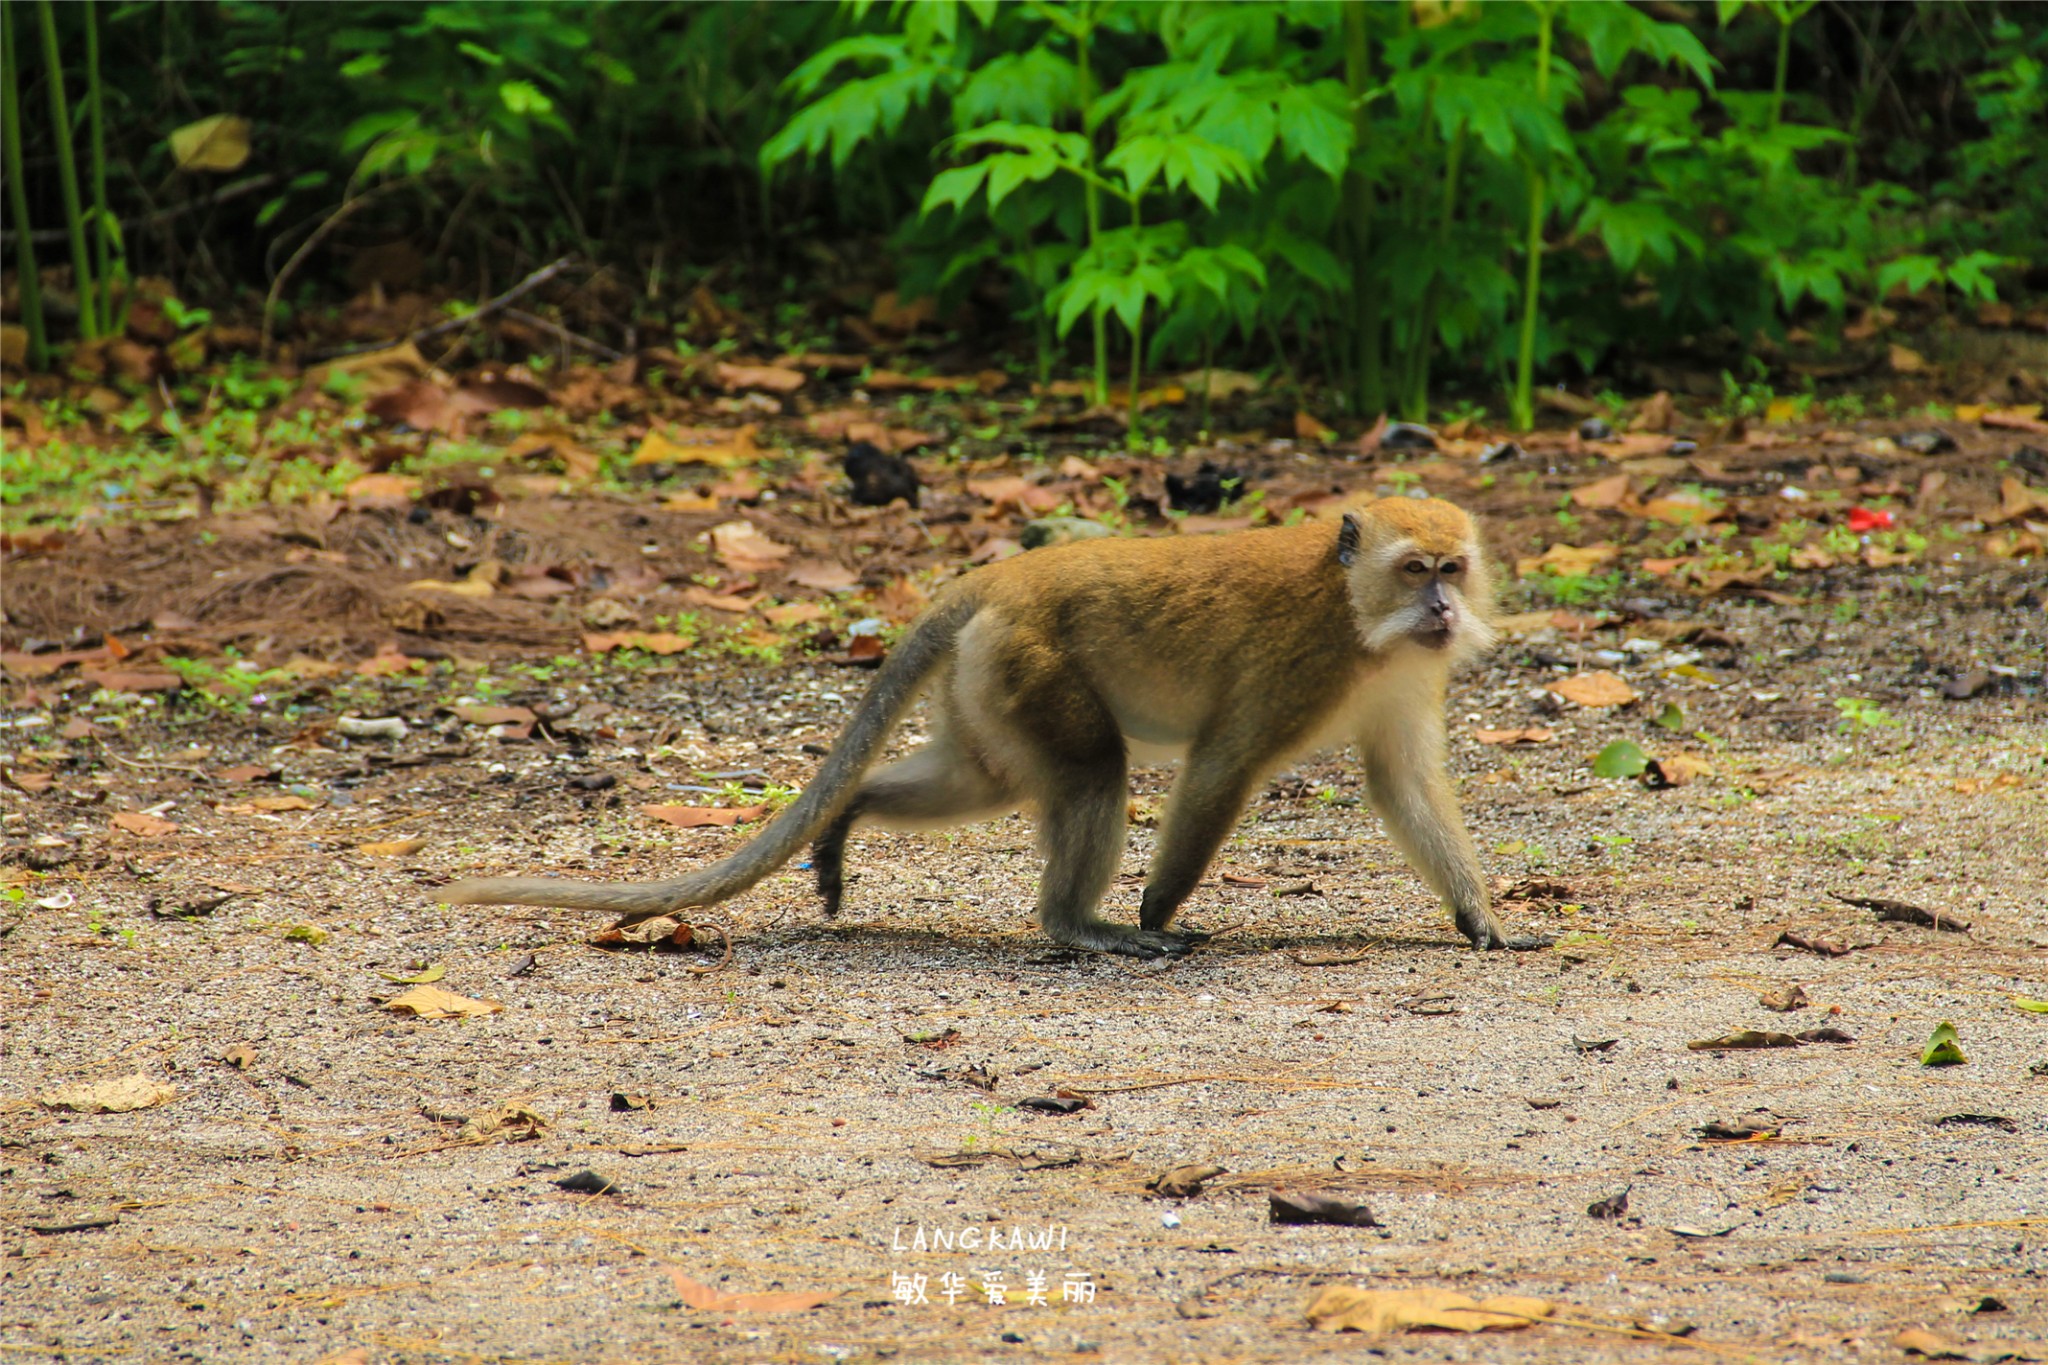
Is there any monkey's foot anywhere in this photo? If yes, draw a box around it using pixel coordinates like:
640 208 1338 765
1456 910 1515 950
1050 921 1205 959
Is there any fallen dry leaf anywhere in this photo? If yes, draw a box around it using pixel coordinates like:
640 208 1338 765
1570 474 1633 510
1306 1285 1553 1335
642 804 769 829
1516 542 1618 578
666 1268 838 1314
40 1074 177 1113
79 668 182 693
708 520 794 573
786 559 861 591
1474 727 1555 746
633 423 760 468
385 985 503 1019
714 361 805 393
359 838 429 857
1547 671 1637 708
1895 1327 2047 1362
582 631 694 656
112 811 179 838
762 602 830 625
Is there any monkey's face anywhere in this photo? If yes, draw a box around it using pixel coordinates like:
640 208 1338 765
1396 553 1471 650
1338 499 1498 664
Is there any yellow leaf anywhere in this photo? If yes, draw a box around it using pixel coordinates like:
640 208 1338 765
168 115 251 172
378 964 447 985
1306 1285 1552 1335
386 984 502 1019
1548 671 1637 708
359 838 429 857
1516 543 1618 578
40 1074 177 1113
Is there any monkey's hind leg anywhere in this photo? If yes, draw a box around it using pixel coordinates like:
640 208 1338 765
811 737 1013 917
1138 747 1261 936
1033 756 1200 960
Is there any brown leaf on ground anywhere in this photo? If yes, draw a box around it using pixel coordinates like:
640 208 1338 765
79 668 183 693
1896 1327 2046 1361
708 520 794 573
344 473 421 510
679 587 760 614
1295 410 1335 441
1775 931 1852 957
786 559 861 592
634 423 760 468
456 1102 547 1142
869 577 929 622
762 602 829 625
1988 476 2048 524
385 985 502 1019
1759 985 1809 1012
113 812 180 838
40 1074 177 1113
1150 1163 1227 1198
1547 671 1637 708
1687 1030 1801 1051
359 838 428 857
582 631 694 656
1516 543 1618 578
714 362 805 394
1305 1285 1553 1334
1630 391 1676 432
1474 727 1555 746
666 1268 838 1314
641 804 768 828
1570 474 1633 509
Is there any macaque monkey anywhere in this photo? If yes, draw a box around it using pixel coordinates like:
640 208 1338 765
443 494 1531 958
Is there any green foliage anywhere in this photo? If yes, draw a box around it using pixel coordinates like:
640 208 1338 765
1592 741 1650 779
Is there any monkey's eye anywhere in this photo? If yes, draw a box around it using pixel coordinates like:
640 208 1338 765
1403 560 1428 576
1440 560 1462 576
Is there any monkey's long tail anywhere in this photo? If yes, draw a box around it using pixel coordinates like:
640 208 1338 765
439 594 977 922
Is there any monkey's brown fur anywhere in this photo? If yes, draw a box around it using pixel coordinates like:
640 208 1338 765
442 494 1523 957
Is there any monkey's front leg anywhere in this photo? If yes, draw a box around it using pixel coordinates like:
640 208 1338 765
1360 735 1523 950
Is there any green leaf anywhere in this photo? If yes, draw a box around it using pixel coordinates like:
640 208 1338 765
341 110 414 156
2012 997 2048 1015
1593 741 1650 779
1920 1021 1966 1067
458 40 503 67
922 163 991 215
1652 702 1686 732
498 80 553 117
339 53 386 79
1875 254 1942 298
1276 82 1353 178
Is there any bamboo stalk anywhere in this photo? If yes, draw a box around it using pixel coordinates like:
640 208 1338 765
36 0 98 340
1509 2 1555 432
84 0 116 334
2 0 49 367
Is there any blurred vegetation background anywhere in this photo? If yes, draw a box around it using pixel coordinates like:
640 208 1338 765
3 0 2043 423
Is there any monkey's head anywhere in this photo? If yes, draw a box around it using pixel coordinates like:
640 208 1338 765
1335 496 1498 663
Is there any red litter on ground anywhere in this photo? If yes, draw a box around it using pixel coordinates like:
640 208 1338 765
1846 506 1895 532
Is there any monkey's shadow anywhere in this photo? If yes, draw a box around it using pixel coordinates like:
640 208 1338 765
661 921 1482 964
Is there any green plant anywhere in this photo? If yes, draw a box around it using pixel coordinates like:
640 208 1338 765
1833 697 1901 735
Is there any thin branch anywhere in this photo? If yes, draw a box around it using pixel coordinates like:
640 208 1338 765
302 256 578 363
260 177 418 360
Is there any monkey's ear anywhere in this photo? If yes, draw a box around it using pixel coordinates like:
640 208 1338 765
1336 513 1361 567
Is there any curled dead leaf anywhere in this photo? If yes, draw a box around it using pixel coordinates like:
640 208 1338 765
1547 671 1637 708
641 804 768 829
41 1074 177 1113
385 984 502 1019
1306 1285 1553 1335
666 1268 838 1314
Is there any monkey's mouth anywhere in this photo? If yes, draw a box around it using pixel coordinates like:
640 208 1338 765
1414 624 1455 649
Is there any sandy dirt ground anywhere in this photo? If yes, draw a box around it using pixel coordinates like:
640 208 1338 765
3 538 2045 1365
